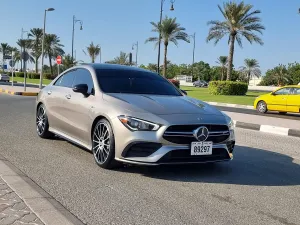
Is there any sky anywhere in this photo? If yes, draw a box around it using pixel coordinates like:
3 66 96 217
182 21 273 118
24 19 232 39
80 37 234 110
1 0 300 74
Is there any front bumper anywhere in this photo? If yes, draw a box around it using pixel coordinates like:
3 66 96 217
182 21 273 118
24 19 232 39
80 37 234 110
112 117 235 165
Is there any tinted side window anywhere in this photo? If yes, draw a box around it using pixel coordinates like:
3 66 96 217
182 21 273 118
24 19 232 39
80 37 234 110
292 88 300 95
53 75 63 86
73 69 95 95
275 88 291 95
59 71 76 88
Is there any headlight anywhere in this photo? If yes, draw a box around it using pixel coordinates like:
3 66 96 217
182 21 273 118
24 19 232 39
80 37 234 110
118 116 160 131
221 112 234 130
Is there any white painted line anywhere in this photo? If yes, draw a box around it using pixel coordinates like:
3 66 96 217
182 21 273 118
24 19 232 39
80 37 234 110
260 125 289 136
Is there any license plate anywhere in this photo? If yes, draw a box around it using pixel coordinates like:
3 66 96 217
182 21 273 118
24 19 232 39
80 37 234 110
191 142 213 155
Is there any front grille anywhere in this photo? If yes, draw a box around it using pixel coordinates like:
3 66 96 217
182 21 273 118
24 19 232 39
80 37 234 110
122 142 162 158
158 148 230 163
163 124 230 144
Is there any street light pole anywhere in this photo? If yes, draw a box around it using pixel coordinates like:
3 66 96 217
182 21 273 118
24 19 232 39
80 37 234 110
20 28 28 72
72 15 83 63
99 47 102 63
157 0 175 74
132 41 138 66
40 8 55 89
190 32 196 77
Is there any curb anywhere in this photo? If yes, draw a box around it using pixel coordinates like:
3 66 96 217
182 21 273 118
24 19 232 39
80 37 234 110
0 155 85 225
233 120 300 138
0 88 38 96
206 101 254 110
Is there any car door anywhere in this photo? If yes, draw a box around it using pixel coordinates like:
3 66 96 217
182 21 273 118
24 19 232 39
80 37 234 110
45 72 74 131
286 87 300 113
267 87 291 111
62 68 97 146
51 70 77 135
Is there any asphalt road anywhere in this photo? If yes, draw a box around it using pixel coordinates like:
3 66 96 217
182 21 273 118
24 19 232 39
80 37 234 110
217 105 300 121
1 94 300 225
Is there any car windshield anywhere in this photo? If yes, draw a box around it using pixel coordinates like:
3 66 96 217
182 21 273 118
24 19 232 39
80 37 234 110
95 68 182 96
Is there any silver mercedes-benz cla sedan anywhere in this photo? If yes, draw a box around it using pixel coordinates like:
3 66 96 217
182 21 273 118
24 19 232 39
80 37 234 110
36 64 235 169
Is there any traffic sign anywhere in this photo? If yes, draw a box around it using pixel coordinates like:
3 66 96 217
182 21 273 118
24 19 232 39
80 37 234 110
21 51 29 62
56 55 62 65
9 60 15 67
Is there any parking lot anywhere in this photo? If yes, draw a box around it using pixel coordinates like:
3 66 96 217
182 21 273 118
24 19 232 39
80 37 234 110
0 94 300 225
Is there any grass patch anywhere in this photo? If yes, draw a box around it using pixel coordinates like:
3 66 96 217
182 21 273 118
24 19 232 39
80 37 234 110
10 77 52 85
182 86 268 106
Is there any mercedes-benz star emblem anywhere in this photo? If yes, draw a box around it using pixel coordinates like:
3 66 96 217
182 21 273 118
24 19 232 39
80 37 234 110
193 126 209 141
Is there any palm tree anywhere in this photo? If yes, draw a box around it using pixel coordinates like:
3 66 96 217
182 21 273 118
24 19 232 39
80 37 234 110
272 64 290 86
239 59 261 84
17 39 34 71
62 54 79 70
0 43 10 72
207 1 265 80
28 28 43 73
86 42 100 63
216 56 228 81
106 51 130 65
9 47 21 69
145 16 190 77
44 34 64 74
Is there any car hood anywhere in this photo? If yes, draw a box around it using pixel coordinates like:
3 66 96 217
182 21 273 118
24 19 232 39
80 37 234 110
104 93 224 116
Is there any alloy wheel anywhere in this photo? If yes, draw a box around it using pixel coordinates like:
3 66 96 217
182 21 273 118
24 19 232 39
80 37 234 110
36 105 46 135
258 102 266 113
93 122 110 164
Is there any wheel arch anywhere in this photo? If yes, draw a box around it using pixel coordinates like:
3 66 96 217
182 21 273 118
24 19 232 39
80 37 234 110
90 114 115 140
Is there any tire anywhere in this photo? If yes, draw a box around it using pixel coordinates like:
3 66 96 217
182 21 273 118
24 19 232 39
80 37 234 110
36 104 54 139
92 119 120 169
279 112 287 115
256 101 268 114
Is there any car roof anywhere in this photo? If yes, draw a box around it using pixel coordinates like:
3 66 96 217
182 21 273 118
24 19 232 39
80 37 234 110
80 63 154 73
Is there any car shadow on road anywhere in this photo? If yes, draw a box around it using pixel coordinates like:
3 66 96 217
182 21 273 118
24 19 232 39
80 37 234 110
116 145 300 186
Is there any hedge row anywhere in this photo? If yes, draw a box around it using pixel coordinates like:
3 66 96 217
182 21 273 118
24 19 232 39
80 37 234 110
208 81 248 95
6 72 56 80
168 79 180 88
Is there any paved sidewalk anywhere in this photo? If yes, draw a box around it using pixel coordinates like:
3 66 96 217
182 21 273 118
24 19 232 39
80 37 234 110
0 156 85 225
0 177 44 225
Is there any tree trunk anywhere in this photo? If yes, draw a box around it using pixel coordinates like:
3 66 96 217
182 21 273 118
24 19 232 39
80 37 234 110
49 54 53 75
227 34 235 81
35 57 38 73
221 66 224 81
92 56 95 63
163 42 168 77
247 71 251 84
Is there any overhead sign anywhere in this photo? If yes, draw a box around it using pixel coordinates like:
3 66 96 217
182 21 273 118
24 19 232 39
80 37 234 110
56 55 62 65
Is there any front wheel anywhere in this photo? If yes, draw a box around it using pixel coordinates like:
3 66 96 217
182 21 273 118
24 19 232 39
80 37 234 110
256 101 268 114
36 104 54 139
92 119 119 169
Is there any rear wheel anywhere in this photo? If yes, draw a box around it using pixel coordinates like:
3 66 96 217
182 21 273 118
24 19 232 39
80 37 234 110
36 104 54 138
256 101 267 114
92 119 119 169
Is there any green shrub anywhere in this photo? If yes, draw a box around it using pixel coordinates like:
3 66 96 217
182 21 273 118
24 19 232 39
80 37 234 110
15 72 25 78
28 73 40 79
44 73 57 80
208 81 248 95
6 72 12 77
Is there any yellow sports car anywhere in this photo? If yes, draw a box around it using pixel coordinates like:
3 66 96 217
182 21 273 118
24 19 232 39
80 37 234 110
254 85 300 114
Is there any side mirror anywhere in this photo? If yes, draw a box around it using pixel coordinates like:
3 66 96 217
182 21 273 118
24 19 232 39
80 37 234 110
181 90 187 95
73 84 88 96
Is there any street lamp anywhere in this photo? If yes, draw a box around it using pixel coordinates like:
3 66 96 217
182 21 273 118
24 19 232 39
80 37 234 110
190 33 196 77
157 0 175 74
72 15 83 63
40 7 55 89
132 41 138 66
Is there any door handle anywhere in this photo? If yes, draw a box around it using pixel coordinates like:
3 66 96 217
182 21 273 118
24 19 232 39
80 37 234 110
47 91 52 95
65 94 71 99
